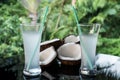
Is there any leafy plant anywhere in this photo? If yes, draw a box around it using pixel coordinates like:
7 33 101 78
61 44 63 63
97 38 120 56
0 16 23 58
0 3 25 59
75 0 120 38
20 0 40 14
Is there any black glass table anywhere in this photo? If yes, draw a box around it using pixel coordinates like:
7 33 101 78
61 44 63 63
1 57 119 80
23 66 118 80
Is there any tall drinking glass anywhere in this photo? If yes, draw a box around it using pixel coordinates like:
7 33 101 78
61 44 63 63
79 23 100 76
20 23 42 77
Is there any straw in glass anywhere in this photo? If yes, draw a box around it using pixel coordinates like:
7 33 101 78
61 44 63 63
26 6 49 71
71 6 93 69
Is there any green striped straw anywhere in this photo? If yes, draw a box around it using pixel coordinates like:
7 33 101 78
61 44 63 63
26 6 49 71
71 6 93 69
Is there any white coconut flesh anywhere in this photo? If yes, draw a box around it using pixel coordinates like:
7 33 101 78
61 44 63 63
57 43 81 60
64 35 80 43
39 46 57 65
40 38 60 46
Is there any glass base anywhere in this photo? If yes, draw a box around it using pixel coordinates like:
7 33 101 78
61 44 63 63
23 68 41 77
80 68 98 77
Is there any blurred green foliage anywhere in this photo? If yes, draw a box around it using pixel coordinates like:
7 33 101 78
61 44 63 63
75 0 120 38
0 3 25 58
97 38 120 56
0 0 120 60
38 0 120 40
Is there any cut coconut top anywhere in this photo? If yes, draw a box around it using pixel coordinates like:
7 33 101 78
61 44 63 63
64 35 80 43
39 46 57 65
57 43 81 61
41 39 60 46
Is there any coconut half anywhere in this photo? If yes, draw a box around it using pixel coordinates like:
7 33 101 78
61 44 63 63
57 43 81 61
40 38 63 51
39 46 57 65
64 35 80 43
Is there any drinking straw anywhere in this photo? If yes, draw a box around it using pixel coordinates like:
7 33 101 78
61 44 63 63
26 6 49 71
71 6 93 69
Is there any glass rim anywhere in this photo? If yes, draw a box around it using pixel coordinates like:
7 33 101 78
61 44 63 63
20 23 41 32
20 23 41 26
79 23 101 34
79 23 101 27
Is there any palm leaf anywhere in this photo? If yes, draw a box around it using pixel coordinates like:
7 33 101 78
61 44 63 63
20 0 40 13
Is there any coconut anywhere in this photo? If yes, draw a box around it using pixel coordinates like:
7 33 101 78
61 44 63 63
64 35 80 43
57 43 81 61
57 43 81 74
40 38 63 51
39 46 57 65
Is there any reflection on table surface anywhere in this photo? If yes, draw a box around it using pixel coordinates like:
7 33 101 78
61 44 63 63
23 72 118 80
1 57 119 80
23 63 119 80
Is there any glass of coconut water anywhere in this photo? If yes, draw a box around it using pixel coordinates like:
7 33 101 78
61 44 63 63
20 23 42 77
79 23 100 76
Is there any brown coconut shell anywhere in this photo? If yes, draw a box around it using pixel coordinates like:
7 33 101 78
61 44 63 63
39 46 59 74
57 43 81 66
40 39 64 51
